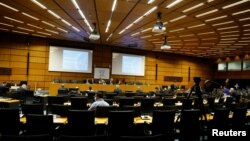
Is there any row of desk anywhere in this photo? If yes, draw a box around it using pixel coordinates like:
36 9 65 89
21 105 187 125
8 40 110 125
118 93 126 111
19 111 250 125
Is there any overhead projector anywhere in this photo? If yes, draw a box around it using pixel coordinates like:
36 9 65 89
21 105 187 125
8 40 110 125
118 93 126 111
89 33 100 40
161 44 171 49
152 22 166 32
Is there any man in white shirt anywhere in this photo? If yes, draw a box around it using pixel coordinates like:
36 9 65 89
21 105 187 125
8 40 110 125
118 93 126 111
88 93 109 111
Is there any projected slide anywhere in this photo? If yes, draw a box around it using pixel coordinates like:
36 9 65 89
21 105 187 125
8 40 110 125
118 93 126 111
112 52 145 76
62 50 88 71
49 46 92 73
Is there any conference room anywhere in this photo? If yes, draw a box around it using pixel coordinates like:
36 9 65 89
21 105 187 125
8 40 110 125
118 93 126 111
0 0 250 141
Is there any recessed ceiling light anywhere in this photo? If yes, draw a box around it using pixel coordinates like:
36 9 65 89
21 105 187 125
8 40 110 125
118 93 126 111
232 9 250 15
27 24 42 29
45 29 59 34
21 12 39 20
4 16 24 23
47 10 61 19
187 24 205 29
61 19 71 26
32 34 46 38
17 27 34 32
0 22 14 27
31 0 47 9
212 21 233 26
0 2 19 12
0 28 9 31
222 0 249 9
37 31 51 36
195 9 218 18
239 17 250 21
197 31 215 35
179 34 194 37
205 15 227 22
72 26 80 32
12 30 29 35
220 30 239 34
170 15 186 22
217 26 238 30
57 27 68 33
169 28 184 32
166 0 183 9
147 0 155 4
42 21 55 27
182 3 204 13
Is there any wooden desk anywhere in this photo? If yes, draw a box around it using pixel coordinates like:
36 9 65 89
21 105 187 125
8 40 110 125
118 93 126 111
49 83 157 96
0 98 20 108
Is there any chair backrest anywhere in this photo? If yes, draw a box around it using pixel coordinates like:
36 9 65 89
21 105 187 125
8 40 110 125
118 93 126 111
70 97 88 110
21 103 44 115
108 110 135 136
67 110 95 135
48 96 67 105
179 109 201 139
95 106 116 118
231 106 247 129
105 92 118 99
181 98 193 109
162 97 176 106
152 110 176 135
104 99 113 105
51 104 69 117
57 135 108 141
1 134 52 141
125 92 136 97
140 98 155 115
120 134 162 141
58 89 68 95
119 106 141 117
119 97 135 107
0 108 20 135
211 108 230 130
25 114 53 135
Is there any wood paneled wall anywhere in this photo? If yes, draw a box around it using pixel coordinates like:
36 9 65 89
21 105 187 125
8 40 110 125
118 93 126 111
0 33 214 90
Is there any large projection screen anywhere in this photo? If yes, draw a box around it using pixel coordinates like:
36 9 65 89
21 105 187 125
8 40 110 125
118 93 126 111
49 46 93 73
112 52 145 76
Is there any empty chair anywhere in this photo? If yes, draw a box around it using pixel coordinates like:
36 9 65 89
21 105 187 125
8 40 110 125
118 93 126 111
179 109 201 141
231 106 247 130
51 104 69 117
57 135 108 141
95 106 116 118
120 134 162 141
140 98 155 115
181 98 193 109
152 110 176 137
210 108 230 130
0 108 21 135
66 110 95 136
48 96 67 105
1 134 52 141
21 103 44 115
162 97 176 107
86 92 95 103
70 97 88 110
105 92 118 99
119 97 135 107
25 114 54 135
108 110 135 136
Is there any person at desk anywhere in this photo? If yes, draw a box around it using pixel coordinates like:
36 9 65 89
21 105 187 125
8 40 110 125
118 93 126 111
114 85 122 94
88 93 109 111
87 86 94 92
136 86 143 94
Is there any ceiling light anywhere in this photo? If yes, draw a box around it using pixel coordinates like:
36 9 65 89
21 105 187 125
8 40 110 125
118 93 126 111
12 30 29 34
0 22 14 27
222 0 249 9
239 17 250 21
179 34 194 37
152 12 166 32
195 9 218 17
141 35 152 39
21 12 39 20
131 32 140 37
0 2 19 12
147 0 155 4
31 0 47 9
27 24 42 29
4 16 24 23
89 23 100 40
45 29 59 34
57 27 68 33
166 0 183 9
187 24 205 29
17 27 34 32
169 28 184 32
37 31 51 36
42 21 55 27
212 21 233 26
220 30 239 34
217 26 238 30
72 26 80 32
197 31 215 35
161 36 171 49
0 28 9 31
61 19 71 26
232 9 250 15
106 33 113 41
182 3 204 13
48 10 61 19
32 34 46 38
205 15 227 22
170 15 186 22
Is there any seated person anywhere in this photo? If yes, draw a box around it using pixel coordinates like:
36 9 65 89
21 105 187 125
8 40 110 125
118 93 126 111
114 85 122 94
87 86 94 92
136 86 143 94
88 93 109 111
